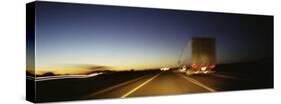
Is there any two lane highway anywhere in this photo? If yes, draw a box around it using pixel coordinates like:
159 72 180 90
84 71 216 99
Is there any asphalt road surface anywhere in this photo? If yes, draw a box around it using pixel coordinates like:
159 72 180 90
83 71 243 99
30 61 273 102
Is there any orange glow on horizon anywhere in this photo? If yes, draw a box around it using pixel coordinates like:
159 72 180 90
28 63 177 75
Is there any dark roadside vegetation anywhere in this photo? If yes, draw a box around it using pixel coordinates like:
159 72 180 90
217 58 273 89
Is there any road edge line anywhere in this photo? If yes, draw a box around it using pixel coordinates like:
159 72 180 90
82 74 149 99
177 73 216 92
210 73 241 80
120 73 161 98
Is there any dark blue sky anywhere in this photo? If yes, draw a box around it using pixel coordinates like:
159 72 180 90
32 1 273 72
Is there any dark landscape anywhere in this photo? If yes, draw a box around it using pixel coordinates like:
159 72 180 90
27 59 273 102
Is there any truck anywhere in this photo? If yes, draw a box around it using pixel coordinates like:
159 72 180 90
178 37 216 75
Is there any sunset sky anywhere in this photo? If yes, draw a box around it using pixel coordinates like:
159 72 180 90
27 2 273 75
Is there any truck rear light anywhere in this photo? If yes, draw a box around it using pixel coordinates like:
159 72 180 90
209 64 216 69
191 64 198 69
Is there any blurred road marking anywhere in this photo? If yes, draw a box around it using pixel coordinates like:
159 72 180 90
83 74 149 99
210 73 240 80
177 74 216 92
26 76 35 80
121 73 161 98
32 73 103 81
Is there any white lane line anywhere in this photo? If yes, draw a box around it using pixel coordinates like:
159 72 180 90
177 73 216 92
120 73 161 98
83 74 149 99
210 73 240 80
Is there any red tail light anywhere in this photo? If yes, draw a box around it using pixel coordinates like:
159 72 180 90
209 64 216 69
191 64 198 69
